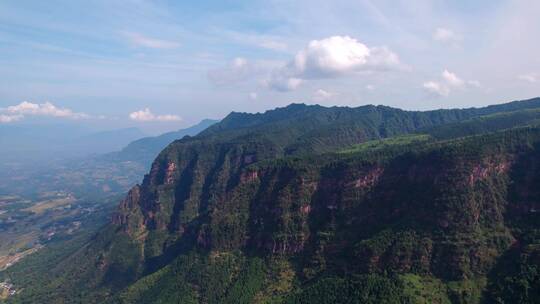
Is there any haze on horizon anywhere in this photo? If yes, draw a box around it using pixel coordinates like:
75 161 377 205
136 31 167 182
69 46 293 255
0 0 539 134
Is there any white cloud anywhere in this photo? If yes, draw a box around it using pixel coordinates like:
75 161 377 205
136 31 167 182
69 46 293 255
267 36 400 91
423 81 450 97
433 27 462 44
518 73 538 83
293 36 399 78
423 70 479 97
365 84 375 90
294 36 371 77
0 114 23 123
122 32 180 49
249 92 258 100
129 108 181 122
313 89 334 101
441 69 465 87
1 101 89 120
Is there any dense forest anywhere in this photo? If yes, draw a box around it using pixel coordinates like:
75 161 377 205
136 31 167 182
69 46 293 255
2 98 540 303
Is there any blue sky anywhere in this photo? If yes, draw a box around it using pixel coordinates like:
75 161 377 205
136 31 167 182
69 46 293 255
0 0 539 133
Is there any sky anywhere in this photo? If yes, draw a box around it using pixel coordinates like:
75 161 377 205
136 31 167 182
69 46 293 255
0 0 539 134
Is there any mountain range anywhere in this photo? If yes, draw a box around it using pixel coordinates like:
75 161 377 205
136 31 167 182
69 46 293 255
2 98 540 303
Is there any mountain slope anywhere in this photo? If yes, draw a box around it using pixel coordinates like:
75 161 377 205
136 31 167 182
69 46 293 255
3 97 540 304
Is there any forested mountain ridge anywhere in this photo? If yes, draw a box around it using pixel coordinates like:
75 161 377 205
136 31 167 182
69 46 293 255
3 97 540 303
201 97 540 137
196 98 540 155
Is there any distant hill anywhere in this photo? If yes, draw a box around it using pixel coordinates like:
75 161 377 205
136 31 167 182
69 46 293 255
107 119 219 166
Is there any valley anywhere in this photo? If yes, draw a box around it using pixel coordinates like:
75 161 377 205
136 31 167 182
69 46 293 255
0 192 116 270
0 119 218 301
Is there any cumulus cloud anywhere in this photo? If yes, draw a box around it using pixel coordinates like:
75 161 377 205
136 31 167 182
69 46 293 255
423 70 479 97
518 73 538 83
292 36 399 77
5 101 88 118
433 27 462 44
266 36 400 91
129 108 181 122
0 101 89 122
122 31 180 49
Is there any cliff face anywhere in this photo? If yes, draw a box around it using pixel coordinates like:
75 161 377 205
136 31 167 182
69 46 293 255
109 127 539 284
